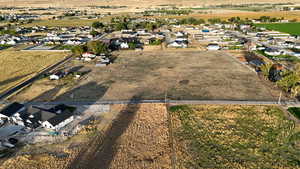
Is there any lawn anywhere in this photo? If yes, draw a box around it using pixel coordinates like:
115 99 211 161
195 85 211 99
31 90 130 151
0 50 69 94
255 22 300 35
170 105 300 169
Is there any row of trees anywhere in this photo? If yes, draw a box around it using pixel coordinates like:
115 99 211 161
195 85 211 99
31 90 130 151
92 17 166 32
177 17 205 25
71 41 108 56
261 63 300 97
143 9 192 16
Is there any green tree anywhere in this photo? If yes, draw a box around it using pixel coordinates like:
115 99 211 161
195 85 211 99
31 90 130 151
71 45 86 56
277 71 299 92
208 18 221 24
87 41 108 55
92 21 104 29
260 63 273 79
128 42 137 49
90 30 100 37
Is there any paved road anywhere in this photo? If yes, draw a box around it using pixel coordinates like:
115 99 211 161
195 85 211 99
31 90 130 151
0 56 72 101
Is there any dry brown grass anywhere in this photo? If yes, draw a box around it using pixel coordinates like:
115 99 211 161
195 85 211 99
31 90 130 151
97 103 171 169
170 105 300 169
1 103 171 169
0 50 69 94
156 11 300 21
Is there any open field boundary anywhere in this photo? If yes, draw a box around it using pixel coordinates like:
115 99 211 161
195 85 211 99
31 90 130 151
0 99 295 106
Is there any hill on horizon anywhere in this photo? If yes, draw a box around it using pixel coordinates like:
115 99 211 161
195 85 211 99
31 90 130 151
0 0 298 8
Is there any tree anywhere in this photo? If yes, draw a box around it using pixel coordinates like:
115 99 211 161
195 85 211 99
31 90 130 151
90 30 100 37
114 22 128 31
208 18 221 24
92 21 104 29
260 63 273 79
71 45 86 56
128 42 137 49
87 41 108 55
277 71 299 92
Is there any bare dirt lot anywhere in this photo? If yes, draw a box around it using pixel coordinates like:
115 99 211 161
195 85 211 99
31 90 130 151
12 50 285 102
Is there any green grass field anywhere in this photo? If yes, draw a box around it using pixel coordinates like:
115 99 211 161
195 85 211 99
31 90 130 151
170 105 300 169
256 22 300 35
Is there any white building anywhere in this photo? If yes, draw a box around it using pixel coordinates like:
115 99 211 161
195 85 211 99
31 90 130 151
0 102 26 125
42 111 74 130
207 43 220 50
82 52 96 58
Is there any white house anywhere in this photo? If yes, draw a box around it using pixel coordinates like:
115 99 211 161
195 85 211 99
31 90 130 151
207 43 220 50
120 42 129 49
6 40 17 46
0 102 26 125
42 111 74 130
49 71 65 80
82 52 96 58
265 48 282 56
66 39 82 45
295 43 300 49
167 41 187 48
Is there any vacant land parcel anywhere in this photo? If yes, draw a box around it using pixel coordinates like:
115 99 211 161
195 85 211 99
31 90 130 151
170 105 300 169
17 50 285 102
0 50 68 94
2 104 299 169
256 22 300 35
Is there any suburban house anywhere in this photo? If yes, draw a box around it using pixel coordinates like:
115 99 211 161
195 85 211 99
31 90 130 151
294 43 300 49
0 102 26 125
22 104 76 130
42 110 74 130
50 71 66 80
82 52 96 58
207 43 220 50
265 48 282 56
23 107 57 128
167 40 187 48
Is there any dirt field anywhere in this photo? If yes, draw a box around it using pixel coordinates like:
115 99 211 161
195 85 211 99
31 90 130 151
12 50 286 102
170 104 300 169
0 50 69 94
